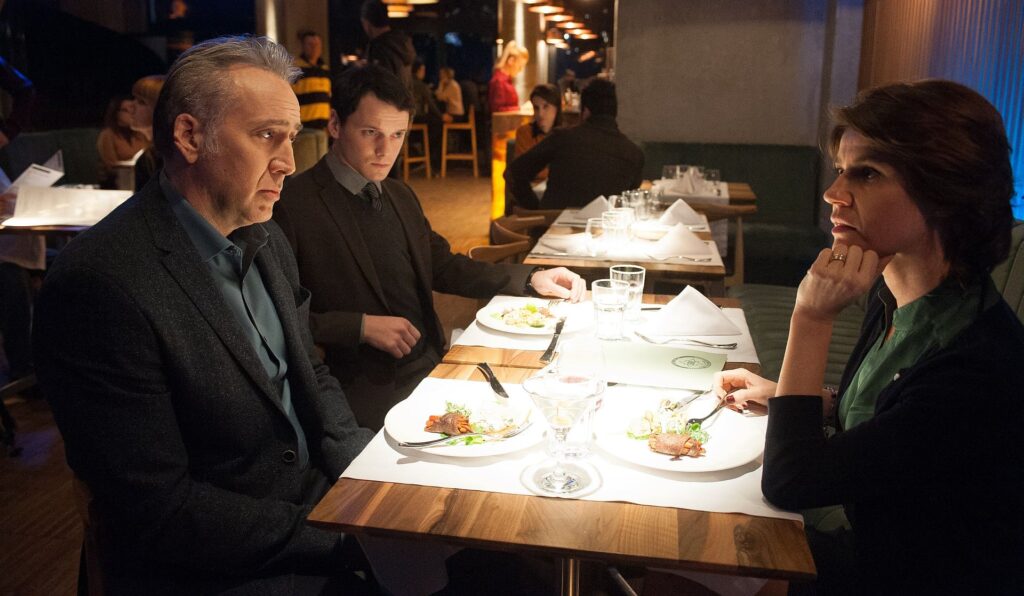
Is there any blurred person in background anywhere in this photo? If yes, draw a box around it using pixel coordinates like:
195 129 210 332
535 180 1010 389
129 74 166 189
291 30 331 130
434 66 463 122
488 41 528 113
96 95 148 188
507 78 642 209
514 83 562 186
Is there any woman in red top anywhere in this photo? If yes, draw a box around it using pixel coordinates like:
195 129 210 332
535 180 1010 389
488 41 529 113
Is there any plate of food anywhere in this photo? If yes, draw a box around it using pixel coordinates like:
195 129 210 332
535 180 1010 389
593 390 766 472
476 300 593 336
384 379 543 457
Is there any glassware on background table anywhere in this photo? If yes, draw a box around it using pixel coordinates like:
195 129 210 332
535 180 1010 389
607 194 623 209
551 337 606 460
601 210 630 253
662 165 682 180
609 264 645 321
584 217 605 257
591 278 629 340
703 169 722 195
521 368 603 495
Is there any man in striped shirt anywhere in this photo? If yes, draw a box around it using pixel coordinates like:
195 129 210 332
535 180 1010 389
291 30 331 130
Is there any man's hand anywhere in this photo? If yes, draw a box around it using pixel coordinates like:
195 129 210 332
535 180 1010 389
529 267 585 302
361 315 421 359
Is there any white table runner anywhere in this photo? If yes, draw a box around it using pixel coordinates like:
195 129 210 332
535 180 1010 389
341 378 799 523
453 295 760 366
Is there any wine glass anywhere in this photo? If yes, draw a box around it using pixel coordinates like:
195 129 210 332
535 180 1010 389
522 363 603 495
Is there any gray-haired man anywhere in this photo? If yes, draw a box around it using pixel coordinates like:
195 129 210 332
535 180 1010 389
33 36 374 594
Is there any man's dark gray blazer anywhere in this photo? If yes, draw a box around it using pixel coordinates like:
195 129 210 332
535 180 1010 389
33 179 373 594
274 157 533 429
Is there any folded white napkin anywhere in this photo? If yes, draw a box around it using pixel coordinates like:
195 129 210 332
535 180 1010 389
538 232 587 253
639 286 742 336
648 223 711 257
575 195 609 220
659 198 704 226
664 174 697 196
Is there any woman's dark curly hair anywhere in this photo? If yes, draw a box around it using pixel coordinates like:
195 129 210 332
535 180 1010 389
828 80 1015 281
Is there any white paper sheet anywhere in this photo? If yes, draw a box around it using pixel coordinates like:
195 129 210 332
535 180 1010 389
453 296 760 366
342 378 799 522
2 186 132 227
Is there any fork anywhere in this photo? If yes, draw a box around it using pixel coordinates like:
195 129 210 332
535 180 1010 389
686 401 727 427
398 421 534 448
634 331 737 349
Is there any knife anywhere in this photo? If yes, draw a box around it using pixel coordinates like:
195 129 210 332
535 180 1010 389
539 316 567 363
475 362 509 399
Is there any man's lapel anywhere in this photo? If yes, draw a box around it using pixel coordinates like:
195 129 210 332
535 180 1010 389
139 182 285 408
312 161 389 307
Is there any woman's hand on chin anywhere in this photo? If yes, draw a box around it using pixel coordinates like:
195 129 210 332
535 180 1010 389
794 243 884 322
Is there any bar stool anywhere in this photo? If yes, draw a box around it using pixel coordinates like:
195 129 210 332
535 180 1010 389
440 105 479 178
403 123 431 180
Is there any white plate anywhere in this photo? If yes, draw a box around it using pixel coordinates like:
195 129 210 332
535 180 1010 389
384 380 543 458
475 299 589 335
593 392 766 472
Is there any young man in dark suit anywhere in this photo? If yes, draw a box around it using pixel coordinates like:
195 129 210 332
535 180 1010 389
33 36 374 595
275 65 584 431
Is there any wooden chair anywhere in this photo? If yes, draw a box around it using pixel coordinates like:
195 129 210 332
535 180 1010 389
468 240 531 264
490 214 547 245
440 105 479 177
402 123 431 180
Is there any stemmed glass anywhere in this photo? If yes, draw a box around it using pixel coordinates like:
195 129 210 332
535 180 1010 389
522 346 605 495
552 338 606 460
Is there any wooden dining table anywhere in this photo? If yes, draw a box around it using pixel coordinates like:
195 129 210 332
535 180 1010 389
308 293 814 594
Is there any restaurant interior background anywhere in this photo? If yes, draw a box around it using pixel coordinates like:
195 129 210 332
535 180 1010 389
0 0 1021 287
0 1 1023 593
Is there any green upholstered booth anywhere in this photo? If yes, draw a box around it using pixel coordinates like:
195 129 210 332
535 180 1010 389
0 128 102 186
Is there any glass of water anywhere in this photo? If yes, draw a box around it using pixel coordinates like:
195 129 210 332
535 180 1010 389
609 264 645 321
584 217 605 256
601 210 630 253
591 279 629 340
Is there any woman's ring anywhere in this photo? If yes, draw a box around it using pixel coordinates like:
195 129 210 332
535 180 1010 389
830 252 848 263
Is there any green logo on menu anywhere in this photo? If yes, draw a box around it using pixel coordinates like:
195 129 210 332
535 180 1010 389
671 356 712 369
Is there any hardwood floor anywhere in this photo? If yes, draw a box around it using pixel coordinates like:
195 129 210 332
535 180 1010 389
0 172 494 596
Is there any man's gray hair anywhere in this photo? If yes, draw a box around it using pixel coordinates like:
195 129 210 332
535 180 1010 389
153 35 300 159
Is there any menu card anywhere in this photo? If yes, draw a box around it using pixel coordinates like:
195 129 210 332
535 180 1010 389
600 342 726 390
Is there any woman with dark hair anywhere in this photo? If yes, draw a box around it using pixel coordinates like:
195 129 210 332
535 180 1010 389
513 83 562 185
129 74 166 189
716 80 1024 593
96 96 148 188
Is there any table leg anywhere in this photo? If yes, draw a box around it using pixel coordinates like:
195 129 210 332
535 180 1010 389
560 557 581 596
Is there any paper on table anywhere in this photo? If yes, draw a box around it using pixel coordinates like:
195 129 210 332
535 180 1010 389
343 378 800 522
649 223 711 257
2 186 132 227
600 342 726 390
637 286 741 337
6 163 64 194
659 198 704 226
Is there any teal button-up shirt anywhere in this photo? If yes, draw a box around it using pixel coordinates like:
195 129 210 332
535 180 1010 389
162 174 309 467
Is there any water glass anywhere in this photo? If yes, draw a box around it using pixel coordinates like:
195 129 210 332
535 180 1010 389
584 217 605 256
601 210 630 253
591 279 629 340
609 264 645 321
662 165 681 180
